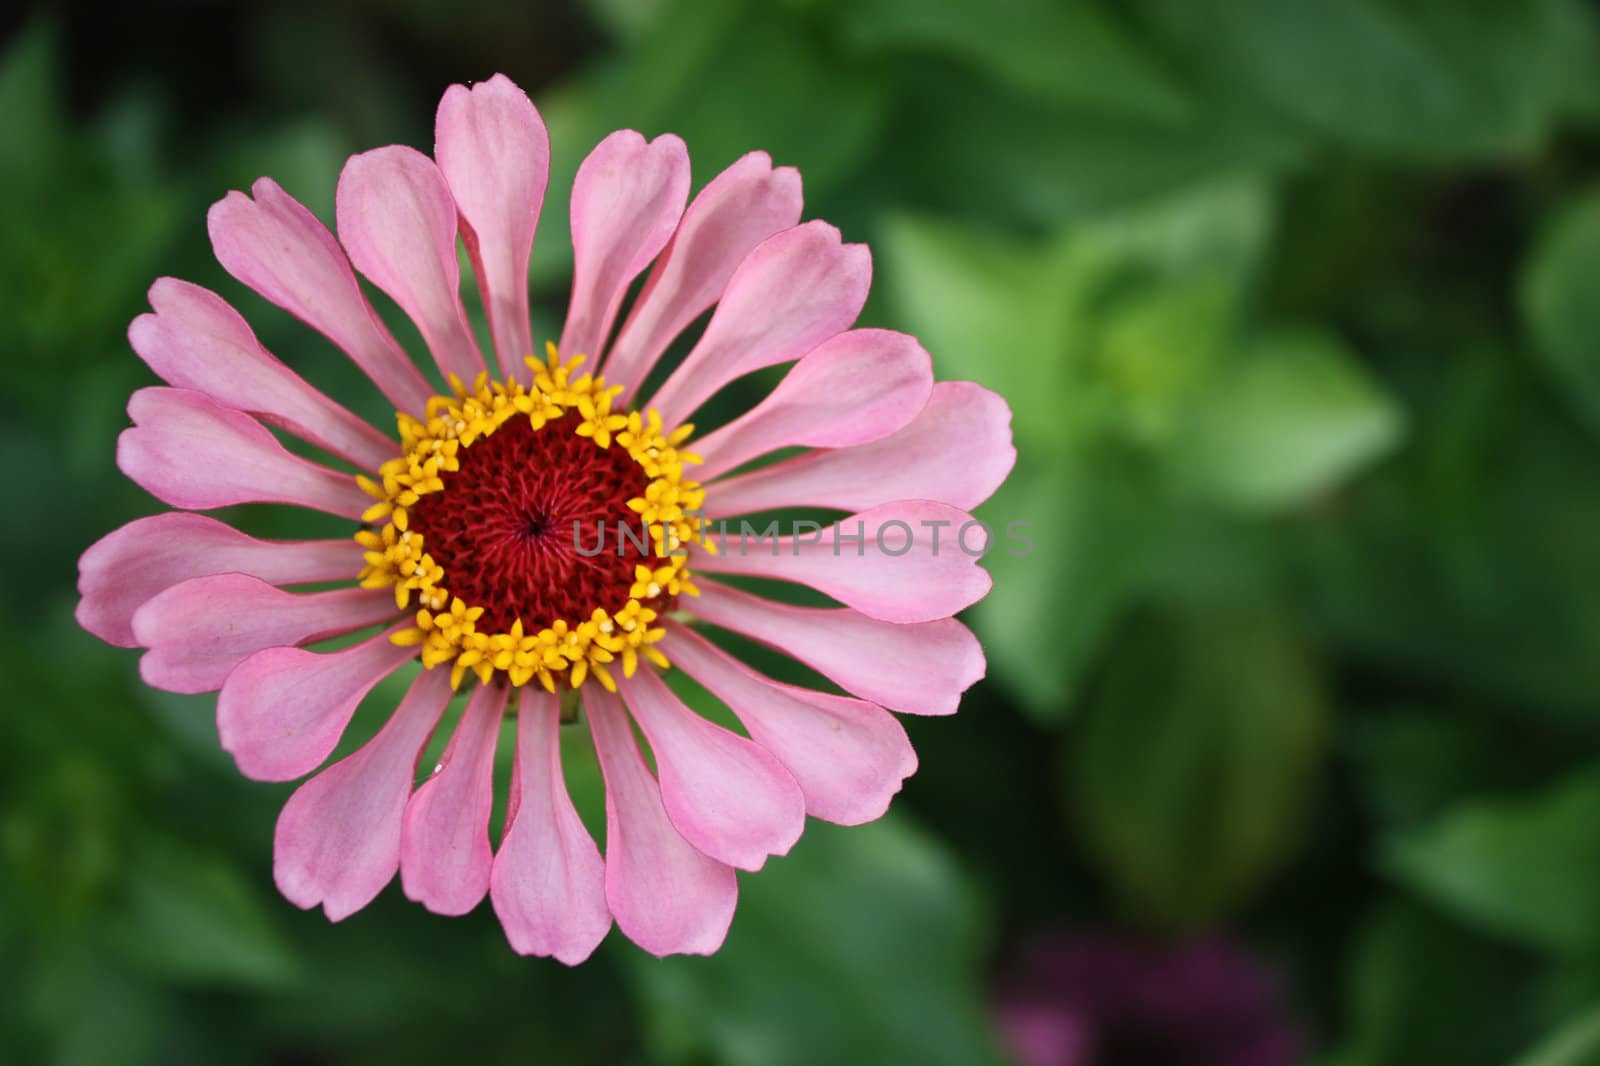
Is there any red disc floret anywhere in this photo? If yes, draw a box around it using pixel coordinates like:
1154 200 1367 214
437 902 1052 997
408 412 655 633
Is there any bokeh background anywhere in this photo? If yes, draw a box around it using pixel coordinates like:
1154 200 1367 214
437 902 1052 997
5 1 1600 1063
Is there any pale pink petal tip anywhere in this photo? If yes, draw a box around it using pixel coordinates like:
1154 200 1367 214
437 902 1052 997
206 178 433 415
561 130 691 365
490 689 611 964
692 328 934 480
696 500 993 624
666 625 917 826
587 688 737 957
337 145 485 384
604 150 804 395
274 668 453 920
117 387 370 518
647 219 872 426
76 514 357 649
617 667 805 872
133 573 397 695
686 579 986 716
400 682 507 916
131 278 396 472
435 73 549 378
711 381 1017 515
217 627 418 782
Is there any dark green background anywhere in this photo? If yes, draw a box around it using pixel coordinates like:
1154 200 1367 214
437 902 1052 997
5 1 1600 1063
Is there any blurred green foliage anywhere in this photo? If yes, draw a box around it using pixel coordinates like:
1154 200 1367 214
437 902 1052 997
4 1 1600 1063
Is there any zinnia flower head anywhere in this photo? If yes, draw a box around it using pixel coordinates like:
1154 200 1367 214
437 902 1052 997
77 74 1015 961
994 933 1304 1066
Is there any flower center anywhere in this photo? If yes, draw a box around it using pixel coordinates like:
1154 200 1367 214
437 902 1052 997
354 346 710 692
407 411 654 633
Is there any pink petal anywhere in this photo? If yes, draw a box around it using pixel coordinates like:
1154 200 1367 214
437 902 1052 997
434 74 549 380
489 689 611 963
76 514 358 649
692 329 933 480
711 382 1017 514
585 687 737 957
131 279 396 472
664 625 916 826
686 579 984 716
217 626 418 782
337 146 485 384
603 151 803 396
616 667 804 872
117 387 371 518
273 667 453 920
133 574 398 694
400 682 507 916
559 130 690 363
207 178 433 415
646 221 871 427
695 500 992 624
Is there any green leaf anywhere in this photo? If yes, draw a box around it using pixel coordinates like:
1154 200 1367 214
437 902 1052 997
1507 1008 1600 1066
976 449 1166 722
1067 605 1328 928
625 816 1006 1066
1303 351 1600 721
1172 327 1405 512
1551 2 1600 123
1081 272 1237 448
1138 0 1581 162
1523 188 1600 440
629 1 892 196
882 186 1277 718
1064 175 1274 291
0 25 180 362
891 74 1304 229
831 0 1189 121
0 19 66 179
583 0 669 44
28 949 173 1066
881 179 1273 451
1322 900 1543 1066
105 835 300 987
878 214 1080 448
1054 180 1272 448
1347 710 1552 831
1383 764 1600 953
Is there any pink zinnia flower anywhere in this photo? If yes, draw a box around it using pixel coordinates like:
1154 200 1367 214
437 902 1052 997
76 74 1015 961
